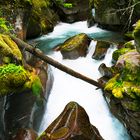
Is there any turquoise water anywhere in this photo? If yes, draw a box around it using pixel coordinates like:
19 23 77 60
36 21 123 54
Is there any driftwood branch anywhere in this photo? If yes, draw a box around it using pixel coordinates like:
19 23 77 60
11 36 102 89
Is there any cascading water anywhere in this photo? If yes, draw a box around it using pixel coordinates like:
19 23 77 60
37 21 131 140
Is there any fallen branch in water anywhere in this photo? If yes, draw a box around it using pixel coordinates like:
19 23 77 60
11 35 102 89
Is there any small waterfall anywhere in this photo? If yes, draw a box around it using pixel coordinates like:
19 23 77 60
38 21 130 140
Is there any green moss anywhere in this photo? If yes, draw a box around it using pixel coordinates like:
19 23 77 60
105 71 140 99
0 34 22 63
0 63 43 98
123 41 135 49
0 17 13 34
60 33 88 51
31 75 42 96
112 47 132 61
0 64 28 96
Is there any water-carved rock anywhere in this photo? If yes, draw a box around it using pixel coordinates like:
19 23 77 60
38 101 103 140
59 33 91 59
92 41 110 60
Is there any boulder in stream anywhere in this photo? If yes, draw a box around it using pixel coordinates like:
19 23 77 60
92 41 110 60
59 33 91 59
38 101 103 140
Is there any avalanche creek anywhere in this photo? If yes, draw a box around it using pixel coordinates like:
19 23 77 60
35 21 131 140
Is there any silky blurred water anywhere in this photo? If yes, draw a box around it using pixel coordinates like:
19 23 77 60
38 21 131 140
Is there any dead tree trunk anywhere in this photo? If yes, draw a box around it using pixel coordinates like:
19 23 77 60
11 36 102 89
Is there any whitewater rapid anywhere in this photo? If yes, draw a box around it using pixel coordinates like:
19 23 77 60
38 21 131 140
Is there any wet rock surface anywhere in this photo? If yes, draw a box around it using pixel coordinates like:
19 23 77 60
92 41 110 60
38 101 103 140
59 33 91 59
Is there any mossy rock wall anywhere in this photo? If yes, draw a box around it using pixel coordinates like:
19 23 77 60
0 0 59 39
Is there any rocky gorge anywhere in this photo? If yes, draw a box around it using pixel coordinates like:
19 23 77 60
0 0 140 140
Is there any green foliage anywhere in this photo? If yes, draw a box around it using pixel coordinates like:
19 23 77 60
0 17 13 34
56 0 73 8
112 47 132 61
31 75 42 97
63 3 73 8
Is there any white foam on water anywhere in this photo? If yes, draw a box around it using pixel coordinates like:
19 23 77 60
38 21 130 140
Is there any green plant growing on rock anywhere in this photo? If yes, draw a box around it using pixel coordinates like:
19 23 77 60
63 3 73 8
0 63 43 98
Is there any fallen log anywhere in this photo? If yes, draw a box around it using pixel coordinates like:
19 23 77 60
11 35 102 89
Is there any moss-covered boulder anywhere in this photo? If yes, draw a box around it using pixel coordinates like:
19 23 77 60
37 101 103 140
0 34 22 64
59 33 91 59
26 0 59 38
92 41 110 60
104 49 140 139
0 63 43 97
53 0 91 23
0 64 28 96
0 0 59 39
105 49 140 100
112 40 135 62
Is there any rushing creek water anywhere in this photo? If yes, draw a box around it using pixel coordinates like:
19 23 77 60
36 21 131 140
